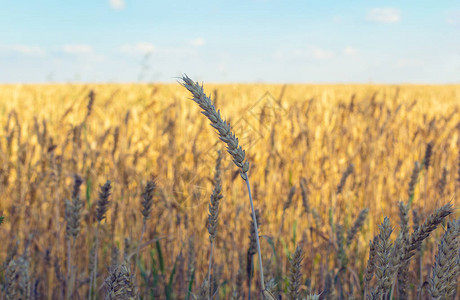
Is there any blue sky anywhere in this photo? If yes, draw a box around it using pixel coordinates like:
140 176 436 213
1 0 459 83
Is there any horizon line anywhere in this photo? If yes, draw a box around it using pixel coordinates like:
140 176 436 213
0 81 459 86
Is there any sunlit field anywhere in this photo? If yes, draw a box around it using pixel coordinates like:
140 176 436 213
0 82 458 299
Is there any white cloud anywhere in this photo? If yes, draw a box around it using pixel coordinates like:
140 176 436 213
62 44 93 55
109 0 125 11
311 47 334 59
447 10 460 25
343 46 357 56
367 8 401 23
0 44 45 55
190 37 205 47
120 42 155 54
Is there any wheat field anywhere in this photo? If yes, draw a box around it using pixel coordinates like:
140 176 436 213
0 80 459 299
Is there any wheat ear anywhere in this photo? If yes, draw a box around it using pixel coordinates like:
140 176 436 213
136 179 156 273
370 217 393 299
104 263 138 300
336 163 354 195
89 180 112 300
180 75 265 292
65 174 83 300
394 201 410 299
407 161 420 206
403 203 453 262
288 246 303 300
247 209 261 300
346 208 369 247
363 235 378 299
207 150 223 300
428 219 460 299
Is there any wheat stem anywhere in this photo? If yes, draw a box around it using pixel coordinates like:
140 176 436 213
66 238 71 300
89 222 100 300
135 220 146 272
208 242 214 300
245 178 265 292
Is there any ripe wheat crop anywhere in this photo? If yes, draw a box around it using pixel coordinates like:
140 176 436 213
0 79 458 299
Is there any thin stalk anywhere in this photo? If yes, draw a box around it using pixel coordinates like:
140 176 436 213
94 223 100 296
412 168 429 293
456 181 458 204
421 169 428 288
389 275 396 300
207 242 214 300
424 169 428 210
245 178 265 292
88 250 94 299
87 230 93 300
89 222 100 300
418 247 424 294
278 211 286 237
248 269 252 300
67 238 71 300
136 220 147 272
331 193 337 241
71 239 78 298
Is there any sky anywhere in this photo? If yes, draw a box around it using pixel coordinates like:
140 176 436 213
0 0 459 83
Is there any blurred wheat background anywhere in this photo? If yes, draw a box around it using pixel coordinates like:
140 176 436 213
0 82 459 299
